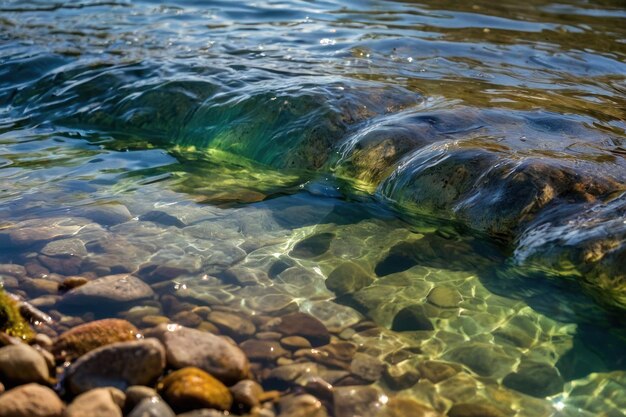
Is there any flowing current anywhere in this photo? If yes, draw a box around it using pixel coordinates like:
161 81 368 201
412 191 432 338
0 1 625 416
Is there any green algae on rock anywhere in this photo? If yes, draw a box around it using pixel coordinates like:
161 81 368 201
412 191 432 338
0 289 34 342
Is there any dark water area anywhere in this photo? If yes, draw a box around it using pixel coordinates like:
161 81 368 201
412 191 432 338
1 0 625 416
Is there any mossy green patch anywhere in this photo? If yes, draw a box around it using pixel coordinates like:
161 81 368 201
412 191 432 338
0 288 34 341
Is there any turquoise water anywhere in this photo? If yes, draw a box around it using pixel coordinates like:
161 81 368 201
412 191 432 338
1 0 625 415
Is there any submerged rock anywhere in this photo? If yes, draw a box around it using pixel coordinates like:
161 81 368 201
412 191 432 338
391 305 434 332
60 274 154 311
127 397 176 417
268 312 330 347
157 367 233 413
52 318 141 361
290 233 335 259
0 289 34 341
502 362 564 398
325 262 374 296
64 338 165 394
65 388 124 417
146 323 249 385
0 383 64 417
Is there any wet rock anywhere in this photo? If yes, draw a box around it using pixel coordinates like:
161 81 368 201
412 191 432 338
391 305 434 332
417 360 460 383
0 264 26 278
281 336 311 350
139 210 186 228
58 276 89 291
426 286 462 308
266 362 319 389
60 274 154 310
0 288 34 341
39 239 86 274
0 218 88 249
157 367 233 413
382 363 421 390
65 388 124 417
247 294 299 315
230 379 263 410
350 352 385 382
146 323 249 385
325 262 374 296
300 376 334 403
269 313 330 347
295 342 356 369
333 386 383 417
443 343 517 378
52 318 140 361
447 403 508 417
127 397 176 417
0 383 64 417
278 394 328 417
207 311 255 340
241 339 288 362
65 338 166 395
437 373 478 403
379 397 443 417
502 362 564 398
172 310 202 328
221 266 271 286
290 233 334 259
124 386 159 412
0 344 49 386
493 315 539 349
175 410 226 417
79 204 133 226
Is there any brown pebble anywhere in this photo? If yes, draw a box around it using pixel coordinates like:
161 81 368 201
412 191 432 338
58 277 89 292
256 332 282 341
281 336 311 350
172 311 202 328
240 340 288 362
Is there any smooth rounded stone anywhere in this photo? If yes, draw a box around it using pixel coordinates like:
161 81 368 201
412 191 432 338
139 210 186 228
443 343 517 378
379 397 443 417
257 332 282 341
60 274 155 309
64 338 166 395
58 276 89 291
0 218 88 249
278 394 328 417
230 379 263 410
65 388 124 417
502 362 564 398
0 264 26 278
221 266 271 286
391 305 434 332
52 318 141 361
426 286 462 308
241 340 288 362
325 262 374 296
289 233 335 259
0 275 18 288
157 367 233 413
447 403 508 417
175 410 228 417
305 300 363 334
268 313 330 347
34 334 53 348
21 277 59 295
300 342 357 369
333 386 384 417
350 352 385 382
172 311 203 328
436 373 478 403
79 204 133 226
0 383 64 417
38 257 82 276
266 363 320 388
300 376 334 403
24 262 50 279
207 311 256 340
417 361 461 383
492 315 539 349
145 323 249 385
0 344 49 386
247 294 299 315
41 238 88 258
124 386 159 412
383 363 421 390
127 397 175 417
281 336 311 350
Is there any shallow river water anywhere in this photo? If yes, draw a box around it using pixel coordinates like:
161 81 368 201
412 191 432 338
0 0 625 416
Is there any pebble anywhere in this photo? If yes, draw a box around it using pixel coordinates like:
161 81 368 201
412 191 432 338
41 238 88 258
65 388 125 417
124 386 159 412
0 344 49 385
241 340 288 362
230 379 263 410
281 336 311 350
290 233 335 259
333 386 383 417
417 361 460 383
52 318 141 361
426 286 462 308
0 218 87 249
172 311 203 328
157 367 233 413
256 332 282 340
443 343 516 378
325 262 374 296
266 363 319 389
382 363 420 390
0 383 64 417
58 276 89 292
447 403 507 417
79 204 133 226
269 313 330 347
379 397 443 417
65 338 166 395
175 410 228 417
127 397 176 417
0 264 26 278
146 323 249 385
391 305 434 332
350 352 385 382
278 394 328 417
502 361 564 398
60 274 155 310
207 311 256 340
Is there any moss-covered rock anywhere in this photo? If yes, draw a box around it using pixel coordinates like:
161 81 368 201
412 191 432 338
0 288 34 342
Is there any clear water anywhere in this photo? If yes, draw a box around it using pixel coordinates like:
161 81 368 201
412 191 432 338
1 0 625 416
